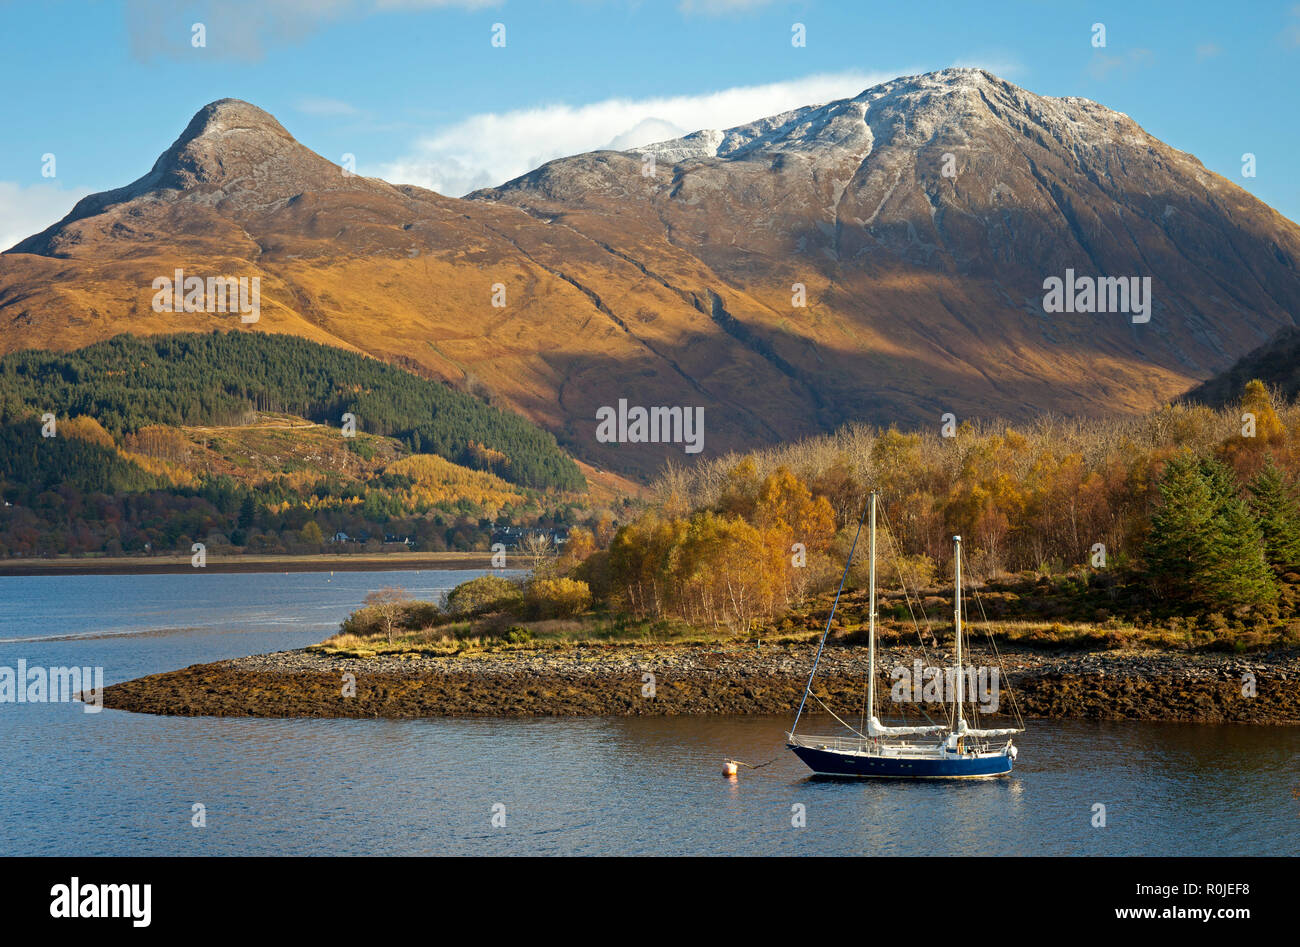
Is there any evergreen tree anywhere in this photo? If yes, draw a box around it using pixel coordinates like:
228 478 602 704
1198 457 1240 507
1144 456 1277 610
1248 457 1300 568
1144 456 1218 598
238 495 257 530
1203 489 1277 610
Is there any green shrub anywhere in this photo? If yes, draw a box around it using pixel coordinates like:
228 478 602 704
446 574 523 616
406 600 443 627
346 438 376 460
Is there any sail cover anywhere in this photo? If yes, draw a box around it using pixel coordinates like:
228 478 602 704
867 716 948 737
954 720 1023 738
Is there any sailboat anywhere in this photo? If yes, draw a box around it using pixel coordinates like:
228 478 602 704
787 491 1023 779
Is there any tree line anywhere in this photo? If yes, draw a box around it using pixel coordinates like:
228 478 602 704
557 380 1300 631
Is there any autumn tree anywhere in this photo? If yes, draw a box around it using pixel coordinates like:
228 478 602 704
527 577 593 619
608 513 688 618
715 457 761 521
363 586 411 643
676 510 769 631
1241 379 1284 442
300 520 324 547
518 531 557 578
556 526 596 575
1220 379 1286 483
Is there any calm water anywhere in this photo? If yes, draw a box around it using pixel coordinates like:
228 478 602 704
0 572 1297 856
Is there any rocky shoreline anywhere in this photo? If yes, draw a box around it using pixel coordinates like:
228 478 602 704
100 643 1300 724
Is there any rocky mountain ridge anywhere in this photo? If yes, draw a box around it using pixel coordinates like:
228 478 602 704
4 69 1297 477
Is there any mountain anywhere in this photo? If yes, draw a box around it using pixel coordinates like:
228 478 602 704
4 71 1299 477
473 70 1300 428
1184 326 1300 406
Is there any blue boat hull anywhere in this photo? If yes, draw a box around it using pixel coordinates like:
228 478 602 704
789 744 1013 779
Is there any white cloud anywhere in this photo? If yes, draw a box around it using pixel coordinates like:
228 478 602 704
376 70 903 196
678 0 777 13
604 118 690 151
296 96 362 116
0 182 92 253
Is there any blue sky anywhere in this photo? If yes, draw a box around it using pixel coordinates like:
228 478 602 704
2 0 1299 250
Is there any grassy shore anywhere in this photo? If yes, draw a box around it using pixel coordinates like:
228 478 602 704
312 568 1300 659
0 550 494 576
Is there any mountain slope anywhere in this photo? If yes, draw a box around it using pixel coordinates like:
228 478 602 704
1184 326 1300 406
0 99 804 474
4 73 1298 477
473 69 1300 428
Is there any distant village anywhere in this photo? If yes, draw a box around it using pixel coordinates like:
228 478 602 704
488 525 571 548
328 524 569 550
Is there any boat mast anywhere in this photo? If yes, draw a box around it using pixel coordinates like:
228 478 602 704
953 535 964 733
790 494 871 737
867 491 877 725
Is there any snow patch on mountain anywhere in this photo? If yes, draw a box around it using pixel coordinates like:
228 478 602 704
632 68 1145 171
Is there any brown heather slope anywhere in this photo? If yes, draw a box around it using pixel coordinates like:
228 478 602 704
475 70 1300 429
4 70 1299 478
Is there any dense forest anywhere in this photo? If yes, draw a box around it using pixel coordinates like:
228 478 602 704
0 331 584 490
0 331 612 558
